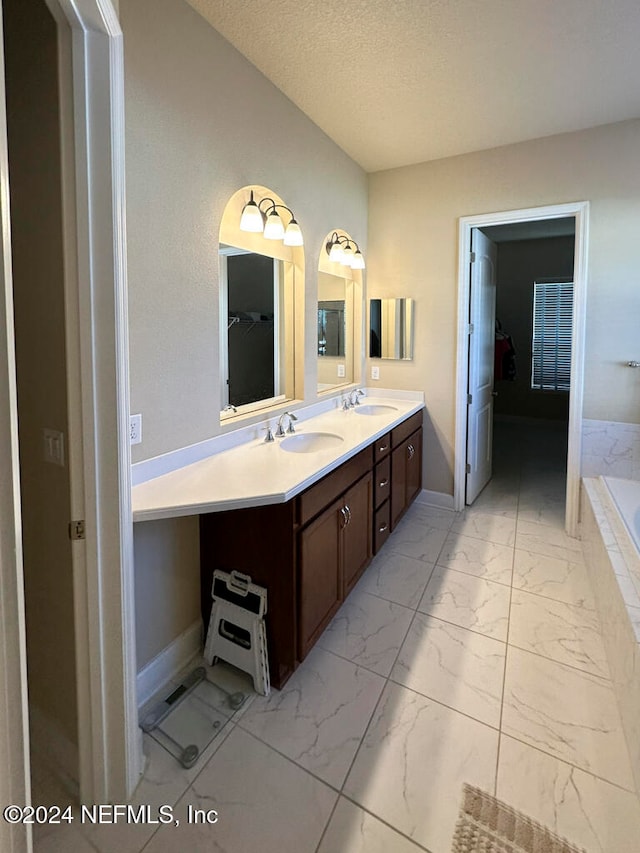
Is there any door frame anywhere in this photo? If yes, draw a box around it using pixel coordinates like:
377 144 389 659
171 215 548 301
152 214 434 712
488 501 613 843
0 0 140 832
454 202 590 537
0 9 32 849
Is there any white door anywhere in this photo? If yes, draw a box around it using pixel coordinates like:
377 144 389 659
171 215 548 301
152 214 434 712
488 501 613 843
466 229 497 504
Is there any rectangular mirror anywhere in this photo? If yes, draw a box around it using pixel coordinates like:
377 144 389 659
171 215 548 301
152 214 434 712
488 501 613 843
317 301 345 357
220 245 295 415
369 297 414 360
317 272 354 392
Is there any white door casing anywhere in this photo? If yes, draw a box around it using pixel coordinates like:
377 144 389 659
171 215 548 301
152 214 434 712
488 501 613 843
455 202 589 537
465 229 497 504
53 0 141 802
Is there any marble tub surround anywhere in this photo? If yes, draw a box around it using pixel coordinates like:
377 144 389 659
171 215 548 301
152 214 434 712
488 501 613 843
582 419 640 480
131 390 423 521
581 476 640 797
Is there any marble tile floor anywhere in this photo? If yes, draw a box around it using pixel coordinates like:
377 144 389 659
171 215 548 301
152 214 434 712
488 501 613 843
35 420 640 853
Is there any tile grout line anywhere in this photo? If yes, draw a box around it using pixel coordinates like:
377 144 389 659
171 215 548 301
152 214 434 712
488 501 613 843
318 523 456 846
494 426 523 797
506 641 613 683
500 730 640 796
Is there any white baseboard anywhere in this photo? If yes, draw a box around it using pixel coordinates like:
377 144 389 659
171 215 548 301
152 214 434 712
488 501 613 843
137 620 202 709
416 489 455 510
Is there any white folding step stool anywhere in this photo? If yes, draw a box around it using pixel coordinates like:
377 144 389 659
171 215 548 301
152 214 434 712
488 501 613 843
204 569 270 696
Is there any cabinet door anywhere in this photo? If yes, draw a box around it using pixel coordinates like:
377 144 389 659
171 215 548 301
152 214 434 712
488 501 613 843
298 497 342 660
342 472 373 596
391 428 423 529
391 441 407 529
406 428 422 505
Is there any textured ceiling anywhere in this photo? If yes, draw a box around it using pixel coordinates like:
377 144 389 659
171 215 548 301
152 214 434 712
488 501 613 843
185 0 640 173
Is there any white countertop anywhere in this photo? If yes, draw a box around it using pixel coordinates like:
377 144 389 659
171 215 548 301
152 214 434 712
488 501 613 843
132 395 424 522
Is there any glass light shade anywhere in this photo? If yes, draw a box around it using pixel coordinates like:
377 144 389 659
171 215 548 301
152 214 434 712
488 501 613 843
341 243 354 266
263 209 285 240
351 249 365 269
283 218 303 247
239 195 264 233
328 241 344 263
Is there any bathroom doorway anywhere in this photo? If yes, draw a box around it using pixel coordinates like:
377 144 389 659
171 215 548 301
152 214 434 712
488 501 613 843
454 202 589 536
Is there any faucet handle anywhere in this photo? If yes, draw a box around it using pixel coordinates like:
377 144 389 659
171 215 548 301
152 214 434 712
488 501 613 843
263 426 275 443
286 412 298 433
342 398 351 411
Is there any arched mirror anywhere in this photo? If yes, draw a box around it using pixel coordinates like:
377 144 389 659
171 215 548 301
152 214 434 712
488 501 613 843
317 230 364 394
219 186 304 421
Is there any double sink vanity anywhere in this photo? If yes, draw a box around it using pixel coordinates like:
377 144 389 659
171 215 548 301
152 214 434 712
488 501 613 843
132 392 424 689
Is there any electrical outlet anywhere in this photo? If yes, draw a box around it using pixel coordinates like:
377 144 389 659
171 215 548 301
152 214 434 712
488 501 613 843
337 363 345 378
130 413 142 445
371 365 380 380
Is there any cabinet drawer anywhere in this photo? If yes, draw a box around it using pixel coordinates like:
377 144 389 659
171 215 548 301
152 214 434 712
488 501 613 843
391 410 423 449
374 456 391 509
372 432 391 463
374 501 391 553
297 446 371 527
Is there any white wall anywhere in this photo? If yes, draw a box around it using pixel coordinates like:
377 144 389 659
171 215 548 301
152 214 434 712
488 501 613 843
368 120 640 496
122 0 368 673
123 0 368 464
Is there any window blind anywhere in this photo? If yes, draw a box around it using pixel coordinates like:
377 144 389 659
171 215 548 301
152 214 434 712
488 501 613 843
531 281 573 391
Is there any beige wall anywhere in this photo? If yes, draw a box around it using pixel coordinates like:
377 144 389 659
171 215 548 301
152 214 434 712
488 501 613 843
122 0 368 464
368 120 640 495
134 517 201 668
123 0 368 671
4 0 78 748
494 236 574 421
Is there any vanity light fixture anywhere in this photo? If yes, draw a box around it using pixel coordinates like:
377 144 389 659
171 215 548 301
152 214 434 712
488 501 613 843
239 190 303 246
325 232 366 270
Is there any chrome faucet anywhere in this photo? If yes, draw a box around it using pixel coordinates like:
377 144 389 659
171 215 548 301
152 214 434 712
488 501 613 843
350 388 365 406
276 411 298 436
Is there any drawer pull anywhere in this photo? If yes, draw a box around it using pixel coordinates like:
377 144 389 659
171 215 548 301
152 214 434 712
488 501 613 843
378 444 388 452
379 479 389 488
340 506 348 527
344 504 352 525
378 523 388 534
407 444 415 460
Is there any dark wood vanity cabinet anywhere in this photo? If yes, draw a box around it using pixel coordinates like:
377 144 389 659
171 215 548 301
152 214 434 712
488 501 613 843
298 471 372 659
200 409 422 689
390 412 423 529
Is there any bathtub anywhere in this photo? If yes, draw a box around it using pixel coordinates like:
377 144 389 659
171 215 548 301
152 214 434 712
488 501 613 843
582 476 640 794
604 477 640 555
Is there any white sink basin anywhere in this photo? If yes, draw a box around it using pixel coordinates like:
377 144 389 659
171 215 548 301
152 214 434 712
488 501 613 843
353 404 399 416
280 432 344 453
